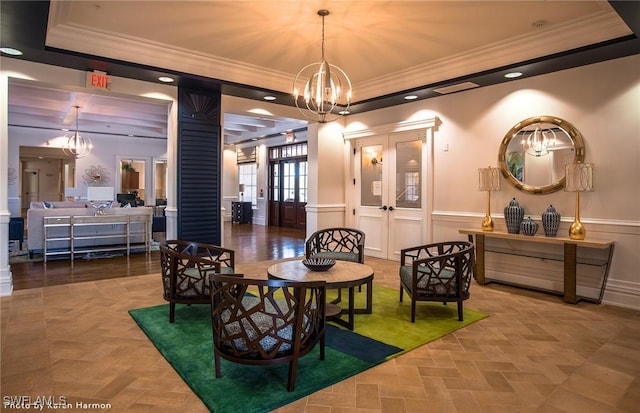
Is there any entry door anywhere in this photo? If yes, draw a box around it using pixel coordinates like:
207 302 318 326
355 131 426 260
269 159 307 230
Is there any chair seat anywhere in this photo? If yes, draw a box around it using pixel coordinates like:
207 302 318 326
221 296 309 354
309 251 359 262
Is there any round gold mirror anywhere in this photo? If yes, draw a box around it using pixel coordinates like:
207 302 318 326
498 116 584 194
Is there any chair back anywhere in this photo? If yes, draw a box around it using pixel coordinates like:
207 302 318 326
210 274 326 363
305 227 365 263
160 240 235 304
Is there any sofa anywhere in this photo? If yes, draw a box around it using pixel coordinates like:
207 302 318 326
27 201 152 257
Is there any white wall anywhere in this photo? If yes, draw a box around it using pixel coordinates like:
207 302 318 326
7 126 167 214
345 54 640 309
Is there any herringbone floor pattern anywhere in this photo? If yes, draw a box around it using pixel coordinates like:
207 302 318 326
2 256 639 412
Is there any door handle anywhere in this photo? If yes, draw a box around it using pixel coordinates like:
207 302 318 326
388 206 395 211
379 205 388 210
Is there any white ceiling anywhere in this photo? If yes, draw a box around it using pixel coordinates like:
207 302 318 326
7 1 632 144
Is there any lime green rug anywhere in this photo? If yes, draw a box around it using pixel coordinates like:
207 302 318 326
129 285 487 413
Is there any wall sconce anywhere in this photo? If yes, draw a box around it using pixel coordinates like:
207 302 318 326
478 166 501 231
370 151 382 165
238 184 245 201
565 162 594 240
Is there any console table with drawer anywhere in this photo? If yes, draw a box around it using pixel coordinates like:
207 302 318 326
43 214 151 262
459 229 615 304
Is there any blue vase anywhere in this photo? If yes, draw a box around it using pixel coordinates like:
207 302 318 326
542 205 561 237
520 216 538 236
504 198 524 234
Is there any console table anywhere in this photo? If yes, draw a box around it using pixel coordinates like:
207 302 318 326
43 215 150 262
459 229 615 304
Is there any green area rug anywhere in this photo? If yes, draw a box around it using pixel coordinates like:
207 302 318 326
129 285 487 413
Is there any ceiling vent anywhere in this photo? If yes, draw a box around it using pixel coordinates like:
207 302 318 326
434 82 480 95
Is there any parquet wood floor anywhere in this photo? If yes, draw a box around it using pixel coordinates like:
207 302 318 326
2 225 639 412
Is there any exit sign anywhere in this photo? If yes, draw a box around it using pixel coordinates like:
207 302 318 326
86 71 111 90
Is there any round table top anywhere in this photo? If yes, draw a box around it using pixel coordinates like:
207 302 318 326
267 260 374 288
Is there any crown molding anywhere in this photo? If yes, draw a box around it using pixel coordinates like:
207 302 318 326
46 3 631 103
356 11 630 99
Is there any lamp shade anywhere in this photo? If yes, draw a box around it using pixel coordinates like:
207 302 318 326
238 184 245 193
478 166 501 191
565 163 594 192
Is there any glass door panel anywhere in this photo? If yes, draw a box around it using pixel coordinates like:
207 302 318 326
283 161 296 202
360 144 383 207
395 140 422 208
298 161 308 202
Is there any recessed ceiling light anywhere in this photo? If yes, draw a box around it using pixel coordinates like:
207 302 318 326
0 47 23 56
251 138 259 141
158 76 174 83
263 96 276 101
404 95 418 100
504 72 523 79
338 110 350 115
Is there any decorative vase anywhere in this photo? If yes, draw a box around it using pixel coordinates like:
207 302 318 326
542 205 561 237
520 216 539 236
504 198 524 234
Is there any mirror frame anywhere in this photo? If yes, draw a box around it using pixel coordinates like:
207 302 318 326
498 115 585 194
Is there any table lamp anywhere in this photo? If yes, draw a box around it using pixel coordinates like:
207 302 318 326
238 184 245 201
565 162 594 240
478 166 501 231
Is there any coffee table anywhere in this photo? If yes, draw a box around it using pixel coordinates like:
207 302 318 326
267 260 374 330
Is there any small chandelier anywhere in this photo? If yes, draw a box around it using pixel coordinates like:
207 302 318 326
293 9 352 123
63 105 92 158
521 125 556 157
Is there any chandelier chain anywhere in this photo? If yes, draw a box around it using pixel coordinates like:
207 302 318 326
321 13 325 60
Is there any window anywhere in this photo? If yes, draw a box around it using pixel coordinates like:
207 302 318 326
238 163 257 207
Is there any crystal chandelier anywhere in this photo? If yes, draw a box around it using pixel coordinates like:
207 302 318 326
63 105 92 158
293 9 352 123
521 125 556 157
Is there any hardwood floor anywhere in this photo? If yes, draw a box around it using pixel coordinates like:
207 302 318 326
3 224 639 412
9 224 306 290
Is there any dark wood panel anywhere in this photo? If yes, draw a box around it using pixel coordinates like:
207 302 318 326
280 202 297 228
177 88 222 245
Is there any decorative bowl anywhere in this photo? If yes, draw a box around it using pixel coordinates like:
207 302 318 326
302 258 336 272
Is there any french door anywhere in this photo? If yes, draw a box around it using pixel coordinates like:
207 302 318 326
269 159 307 230
354 130 426 260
